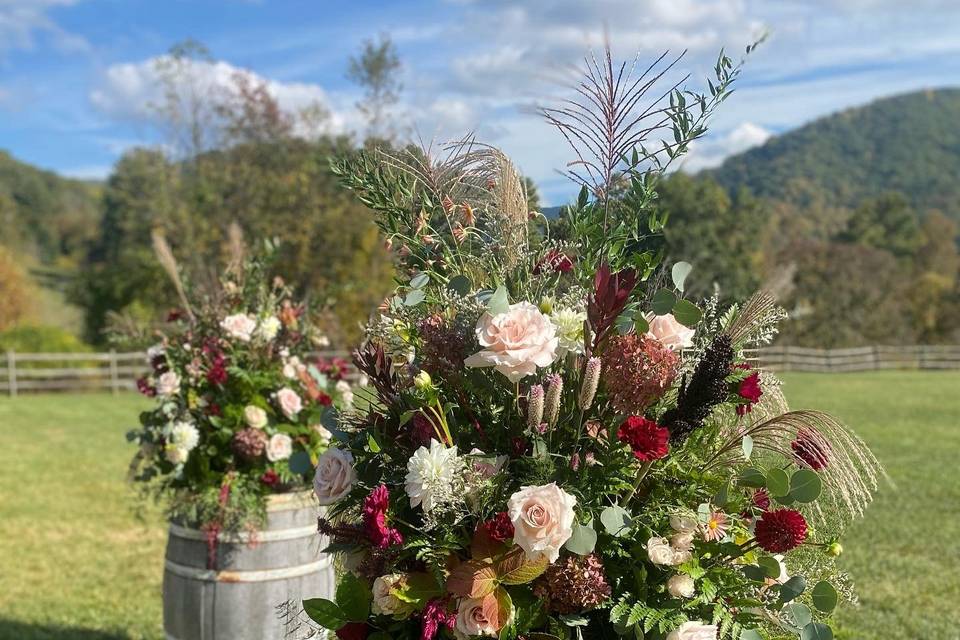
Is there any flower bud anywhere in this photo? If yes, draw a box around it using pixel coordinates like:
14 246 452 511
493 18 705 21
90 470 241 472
414 370 433 391
527 384 545 430
544 374 563 426
539 296 555 314
579 357 601 410
826 541 843 557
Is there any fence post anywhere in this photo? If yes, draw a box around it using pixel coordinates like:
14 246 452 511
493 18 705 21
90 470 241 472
7 350 16 397
109 349 119 396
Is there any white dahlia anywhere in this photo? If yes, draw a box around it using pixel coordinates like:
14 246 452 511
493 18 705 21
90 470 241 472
405 440 462 512
551 307 587 355
163 420 199 465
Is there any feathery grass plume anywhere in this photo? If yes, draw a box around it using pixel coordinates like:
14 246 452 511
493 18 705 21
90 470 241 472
704 410 885 525
661 334 734 443
151 228 194 322
725 290 786 347
224 221 246 279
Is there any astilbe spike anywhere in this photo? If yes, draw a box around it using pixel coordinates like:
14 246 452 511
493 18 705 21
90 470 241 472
661 334 734 443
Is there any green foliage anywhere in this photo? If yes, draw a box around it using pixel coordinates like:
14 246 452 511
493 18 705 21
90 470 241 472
0 324 91 367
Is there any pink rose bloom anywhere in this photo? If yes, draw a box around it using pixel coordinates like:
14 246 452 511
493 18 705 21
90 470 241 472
645 313 695 350
265 433 293 462
313 448 356 505
464 302 559 382
666 622 718 640
454 597 498 638
507 482 576 563
275 387 303 419
220 313 257 342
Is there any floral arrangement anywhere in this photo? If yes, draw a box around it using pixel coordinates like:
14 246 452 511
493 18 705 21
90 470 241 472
302 45 882 640
128 250 355 542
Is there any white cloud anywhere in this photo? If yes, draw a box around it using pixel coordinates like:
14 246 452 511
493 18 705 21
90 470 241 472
0 0 89 56
682 122 772 172
60 164 112 180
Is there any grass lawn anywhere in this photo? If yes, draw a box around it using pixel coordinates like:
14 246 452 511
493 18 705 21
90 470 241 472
0 372 958 639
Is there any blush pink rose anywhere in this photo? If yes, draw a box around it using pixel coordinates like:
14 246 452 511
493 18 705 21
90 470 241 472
220 313 257 342
507 482 576 563
275 387 303 419
645 313 695 350
464 302 559 382
313 448 357 505
454 597 498 638
265 433 293 462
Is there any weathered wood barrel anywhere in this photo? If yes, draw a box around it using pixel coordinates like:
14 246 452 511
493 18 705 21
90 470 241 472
163 491 334 640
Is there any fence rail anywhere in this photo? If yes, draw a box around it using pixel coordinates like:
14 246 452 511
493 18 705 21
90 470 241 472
2 345 959 396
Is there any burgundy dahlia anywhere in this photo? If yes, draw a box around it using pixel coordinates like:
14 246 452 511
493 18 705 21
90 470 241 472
617 416 670 461
260 468 280 487
336 622 370 640
362 484 403 548
478 512 515 543
754 508 808 553
136 376 156 397
533 553 612 614
231 427 268 461
791 429 832 470
603 334 679 414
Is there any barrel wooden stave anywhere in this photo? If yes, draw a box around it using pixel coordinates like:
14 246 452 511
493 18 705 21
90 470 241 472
163 492 333 640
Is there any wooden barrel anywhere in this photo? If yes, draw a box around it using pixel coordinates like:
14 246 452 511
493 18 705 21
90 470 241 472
163 491 334 640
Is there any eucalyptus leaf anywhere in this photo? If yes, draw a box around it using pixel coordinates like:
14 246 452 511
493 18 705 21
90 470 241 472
672 299 703 327
600 505 632 537
739 467 766 488
488 285 510 315
564 522 597 555
767 468 791 497
288 451 312 475
757 555 782 579
790 469 823 503
801 622 834 640
633 314 650 334
448 274 472 296
650 289 677 315
783 602 812 629
404 289 426 307
741 434 754 460
672 261 693 292
811 581 839 613
739 630 763 640
779 575 807 603
410 272 429 289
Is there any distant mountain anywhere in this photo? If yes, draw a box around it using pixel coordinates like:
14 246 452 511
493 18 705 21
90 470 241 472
0 150 100 267
708 88 960 217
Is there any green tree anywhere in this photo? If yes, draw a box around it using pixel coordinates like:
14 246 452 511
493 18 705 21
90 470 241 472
347 33 402 140
835 192 921 260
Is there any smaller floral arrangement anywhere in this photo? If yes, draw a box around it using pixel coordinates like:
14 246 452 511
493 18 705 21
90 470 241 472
128 256 354 537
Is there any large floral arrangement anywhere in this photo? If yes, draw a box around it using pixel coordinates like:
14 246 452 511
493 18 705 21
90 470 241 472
128 252 354 539
302 45 882 640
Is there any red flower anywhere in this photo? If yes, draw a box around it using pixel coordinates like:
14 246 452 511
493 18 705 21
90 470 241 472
534 250 574 275
791 429 831 470
136 377 156 397
336 622 370 640
410 412 439 447
205 402 222 417
166 308 184 322
362 484 403 548
754 508 808 553
419 598 456 640
478 512 515 543
260 469 279 487
735 364 762 416
316 391 333 407
617 416 670 461
752 488 771 511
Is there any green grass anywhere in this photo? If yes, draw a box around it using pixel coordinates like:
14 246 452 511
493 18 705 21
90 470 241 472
0 373 958 639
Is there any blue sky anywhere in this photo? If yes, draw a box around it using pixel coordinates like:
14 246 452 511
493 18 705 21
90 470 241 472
2 0 959 205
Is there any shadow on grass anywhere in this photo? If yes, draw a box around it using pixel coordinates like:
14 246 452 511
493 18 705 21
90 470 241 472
0 620 136 640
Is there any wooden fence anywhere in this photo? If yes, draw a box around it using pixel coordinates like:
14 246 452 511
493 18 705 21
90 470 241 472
2 345 959 396
0 350 356 397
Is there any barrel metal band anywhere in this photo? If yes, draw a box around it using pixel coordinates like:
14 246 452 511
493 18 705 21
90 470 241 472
164 556 332 583
168 522 319 544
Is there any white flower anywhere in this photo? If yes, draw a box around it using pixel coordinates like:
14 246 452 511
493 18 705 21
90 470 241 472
670 531 695 553
314 334 331 348
335 380 354 407
156 371 181 397
667 574 696 598
146 343 165 362
507 482 576 563
220 313 257 342
666 621 718 640
163 420 199 465
275 387 302 419
257 316 282 341
312 423 333 446
647 536 680 565
244 405 268 429
282 355 303 380
464 301 559 382
646 313 696 351
266 433 293 462
455 597 498 638
405 440 462 512
313 448 356 505
551 307 587 355
371 574 415 618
